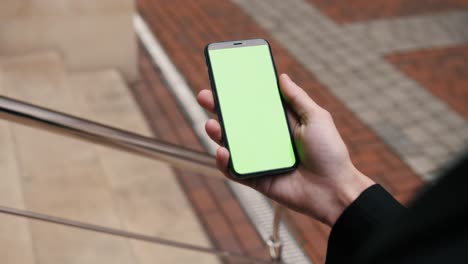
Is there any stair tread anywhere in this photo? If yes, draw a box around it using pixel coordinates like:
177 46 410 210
0 51 67 105
0 57 36 264
7 0 134 17
0 53 218 263
0 6 137 81
1 54 136 264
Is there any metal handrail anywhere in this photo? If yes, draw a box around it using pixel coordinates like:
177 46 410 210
0 95 221 178
0 95 284 262
267 203 284 261
0 205 281 264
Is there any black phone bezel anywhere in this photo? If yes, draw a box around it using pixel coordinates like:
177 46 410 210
204 38 299 179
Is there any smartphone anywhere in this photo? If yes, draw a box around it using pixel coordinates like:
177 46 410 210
204 38 298 179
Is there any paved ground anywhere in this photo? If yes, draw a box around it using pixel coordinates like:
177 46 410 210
135 0 468 263
234 0 468 181
307 0 468 24
387 45 468 119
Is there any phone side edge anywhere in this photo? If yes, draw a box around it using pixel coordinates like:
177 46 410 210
204 43 237 177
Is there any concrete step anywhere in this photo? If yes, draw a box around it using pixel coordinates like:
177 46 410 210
0 52 219 263
0 0 137 81
9 0 134 16
67 70 219 264
0 54 36 264
0 1 22 22
0 52 136 264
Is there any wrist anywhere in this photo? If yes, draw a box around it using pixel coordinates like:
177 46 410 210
324 166 375 227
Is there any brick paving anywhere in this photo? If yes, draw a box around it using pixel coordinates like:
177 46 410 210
306 0 468 24
234 0 468 180
131 0 451 263
387 45 468 119
345 11 468 54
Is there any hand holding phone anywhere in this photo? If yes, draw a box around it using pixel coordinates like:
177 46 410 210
201 42 374 226
205 39 298 178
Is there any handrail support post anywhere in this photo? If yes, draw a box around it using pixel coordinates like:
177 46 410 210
267 203 283 262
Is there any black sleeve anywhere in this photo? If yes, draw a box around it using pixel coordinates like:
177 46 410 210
325 184 406 264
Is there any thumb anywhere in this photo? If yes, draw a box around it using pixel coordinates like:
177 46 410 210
279 73 318 122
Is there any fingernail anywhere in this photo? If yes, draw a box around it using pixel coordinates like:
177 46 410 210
284 74 295 84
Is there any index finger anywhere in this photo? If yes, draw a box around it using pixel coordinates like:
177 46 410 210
197 89 216 114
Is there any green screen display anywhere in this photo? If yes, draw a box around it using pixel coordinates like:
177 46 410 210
208 44 296 175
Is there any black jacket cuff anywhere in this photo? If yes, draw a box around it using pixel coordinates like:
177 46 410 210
326 184 406 264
